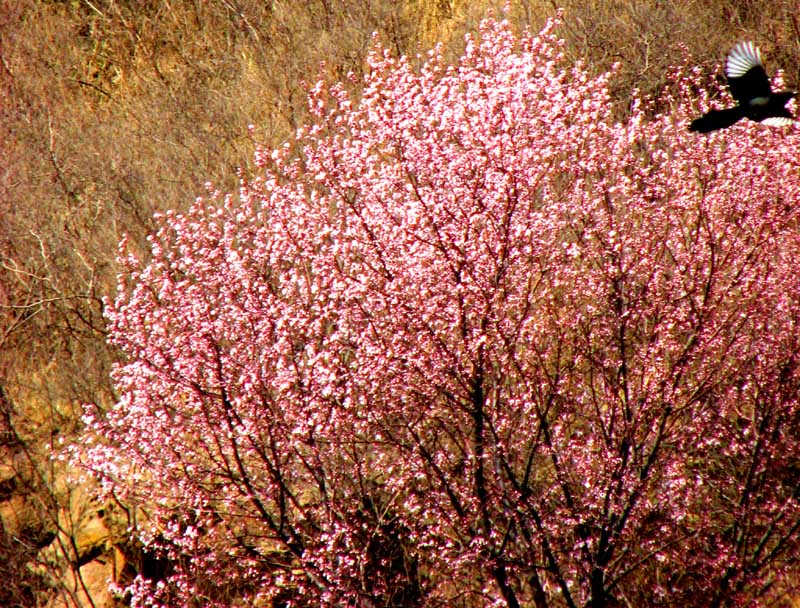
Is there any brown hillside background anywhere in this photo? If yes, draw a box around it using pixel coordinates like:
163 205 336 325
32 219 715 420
1 1 799 606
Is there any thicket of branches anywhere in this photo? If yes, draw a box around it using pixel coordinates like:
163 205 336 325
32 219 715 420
85 11 800 608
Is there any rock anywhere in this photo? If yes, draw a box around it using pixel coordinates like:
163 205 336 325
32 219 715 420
48 546 126 608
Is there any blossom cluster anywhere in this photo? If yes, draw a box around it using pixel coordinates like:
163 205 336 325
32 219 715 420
80 15 800 607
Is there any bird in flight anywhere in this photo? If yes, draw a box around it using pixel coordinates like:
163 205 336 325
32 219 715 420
689 41 796 133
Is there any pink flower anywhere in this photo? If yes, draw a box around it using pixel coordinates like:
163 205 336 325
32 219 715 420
79 13 800 608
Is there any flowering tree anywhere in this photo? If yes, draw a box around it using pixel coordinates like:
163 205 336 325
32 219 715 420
80 15 800 608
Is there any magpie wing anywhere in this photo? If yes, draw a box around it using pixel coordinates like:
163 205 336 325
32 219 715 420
760 116 794 127
726 42 772 104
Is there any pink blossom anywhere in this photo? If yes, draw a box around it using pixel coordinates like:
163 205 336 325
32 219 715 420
80 15 800 608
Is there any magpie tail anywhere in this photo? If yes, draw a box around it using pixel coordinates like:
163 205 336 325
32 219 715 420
689 107 745 133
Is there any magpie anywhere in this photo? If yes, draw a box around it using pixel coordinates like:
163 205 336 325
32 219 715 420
689 41 796 133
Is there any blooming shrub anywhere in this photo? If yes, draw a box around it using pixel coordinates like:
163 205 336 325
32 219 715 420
81 15 800 608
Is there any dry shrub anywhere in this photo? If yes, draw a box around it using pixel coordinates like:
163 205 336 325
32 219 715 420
551 0 800 115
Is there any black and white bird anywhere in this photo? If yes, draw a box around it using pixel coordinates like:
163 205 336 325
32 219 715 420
689 41 796 133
